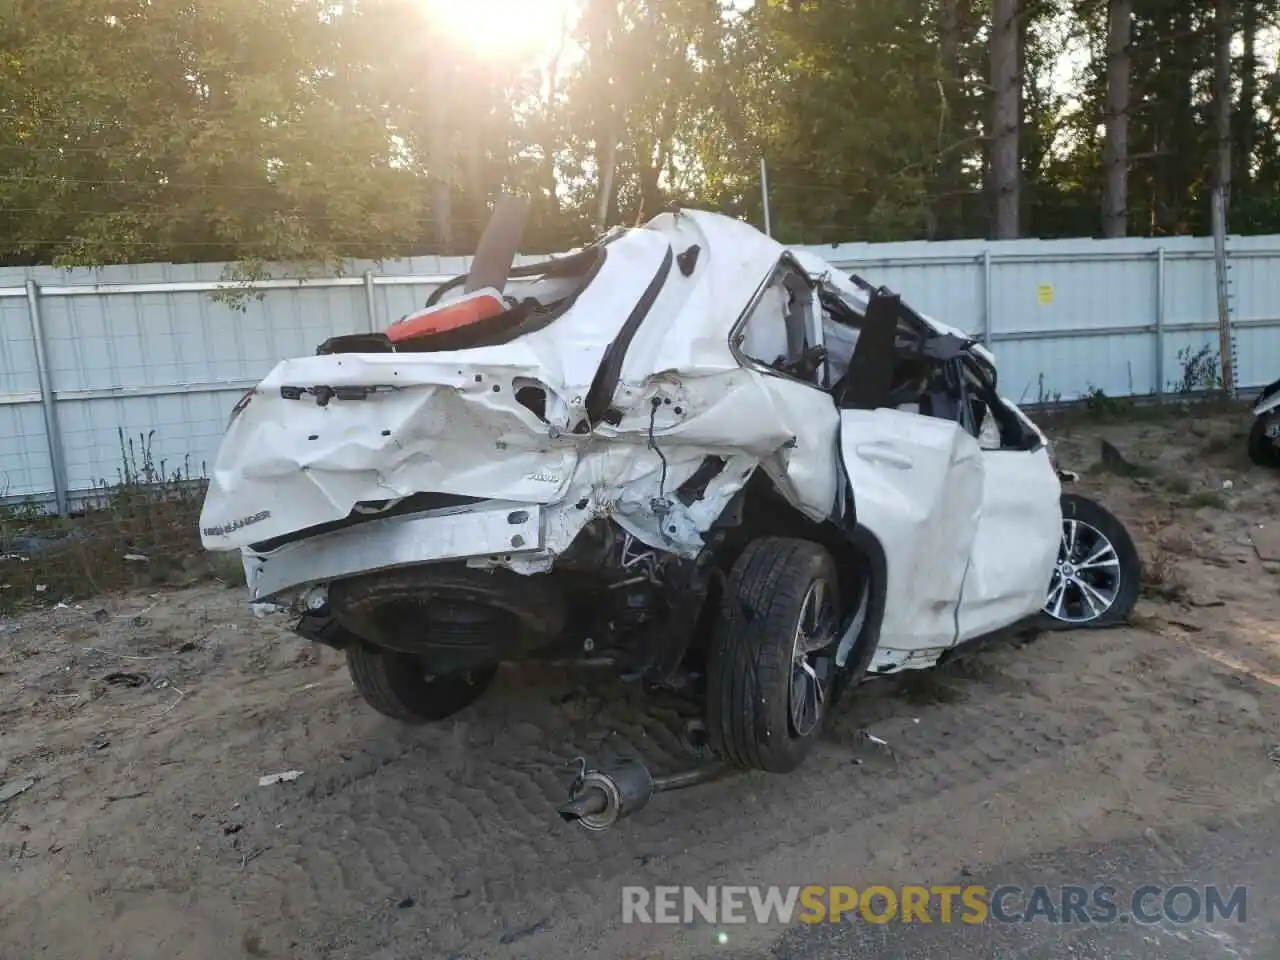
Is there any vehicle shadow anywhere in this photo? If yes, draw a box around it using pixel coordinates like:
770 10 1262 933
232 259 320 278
243 626 1122 957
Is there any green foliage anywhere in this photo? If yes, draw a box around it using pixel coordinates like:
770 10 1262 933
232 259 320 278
1170 345 1225 395
1186 490 1229 510
1083 385 1136 422
2 0 1279 267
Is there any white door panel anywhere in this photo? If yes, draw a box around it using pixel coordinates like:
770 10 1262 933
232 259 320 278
839 408 984 662
956 447 1062 641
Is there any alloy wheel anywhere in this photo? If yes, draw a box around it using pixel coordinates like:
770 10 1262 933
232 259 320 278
789 578 838 736
1043 517 1123 624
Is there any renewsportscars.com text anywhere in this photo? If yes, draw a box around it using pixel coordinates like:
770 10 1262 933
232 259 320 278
621 884 1248 926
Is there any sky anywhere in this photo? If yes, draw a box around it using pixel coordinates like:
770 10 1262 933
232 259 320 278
425 0 753 66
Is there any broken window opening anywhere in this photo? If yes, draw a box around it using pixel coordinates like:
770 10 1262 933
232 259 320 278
961 353 1040 452
829 287 1035 449
734 260 826 388
819 289 862 389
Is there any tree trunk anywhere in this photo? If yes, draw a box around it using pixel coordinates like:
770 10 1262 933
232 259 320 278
1233 2 1258 199
1213 0 1233 213
464 125 486 252
635 141 662 224
1016 8 1029 232
428 57 453 254
989 0 1021 239
584 0 620 234
1101 0 1132 238
634 98 679 223
538 12 569 225
935 0 963 239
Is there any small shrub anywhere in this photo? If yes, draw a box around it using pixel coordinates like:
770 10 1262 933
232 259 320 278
1186 491 1229 511
1082 385 1135 422
1170 345 1224 396
0 429 208 613
1140 544 1184 601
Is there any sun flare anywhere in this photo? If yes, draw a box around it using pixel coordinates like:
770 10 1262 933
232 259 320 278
423 0 577 60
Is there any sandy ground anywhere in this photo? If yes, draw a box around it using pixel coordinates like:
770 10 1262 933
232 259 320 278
2 409 1279 960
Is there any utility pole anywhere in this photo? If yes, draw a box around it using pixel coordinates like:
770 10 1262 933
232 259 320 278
595 140 616 234
1211 187 1234 397
1211 0 1235 396
760 157 772 236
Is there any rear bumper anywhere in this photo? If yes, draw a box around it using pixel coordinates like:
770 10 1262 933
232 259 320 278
244 501 546 601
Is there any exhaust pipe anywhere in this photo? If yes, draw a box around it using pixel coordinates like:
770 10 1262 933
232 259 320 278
558 758 653 831
558 756 726 831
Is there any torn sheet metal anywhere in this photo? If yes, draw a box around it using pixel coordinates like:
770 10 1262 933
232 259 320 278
201 211 841 570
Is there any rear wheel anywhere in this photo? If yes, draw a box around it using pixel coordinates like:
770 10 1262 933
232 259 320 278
706 537 840 773
1247 413 1280 468
1041 494 1141 630
329 565 565 674
346 643 497 723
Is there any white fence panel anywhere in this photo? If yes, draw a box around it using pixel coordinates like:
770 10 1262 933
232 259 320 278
2 231 1278 508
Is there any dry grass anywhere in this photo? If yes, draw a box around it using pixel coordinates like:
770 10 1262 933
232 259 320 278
1033 393 1249 433
1135 510 1189 603
0 430 241 614
1186 490 1230 511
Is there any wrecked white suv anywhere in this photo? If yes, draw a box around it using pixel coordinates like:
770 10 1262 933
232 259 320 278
201 203 1141 817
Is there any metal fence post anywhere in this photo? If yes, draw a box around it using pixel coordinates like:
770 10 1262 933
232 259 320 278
1155 247 1166 403
25 279 69 515
362 269 378 333
981 250 993 349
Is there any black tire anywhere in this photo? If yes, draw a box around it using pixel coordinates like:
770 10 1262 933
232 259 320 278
345 643 497 723
1040 493 1142 631
329 565 565 672
706 537 840 774
1247 414 1280 468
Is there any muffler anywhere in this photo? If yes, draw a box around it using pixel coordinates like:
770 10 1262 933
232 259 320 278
557 756 726 831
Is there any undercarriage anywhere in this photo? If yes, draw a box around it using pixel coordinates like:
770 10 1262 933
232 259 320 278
301 515 718 682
